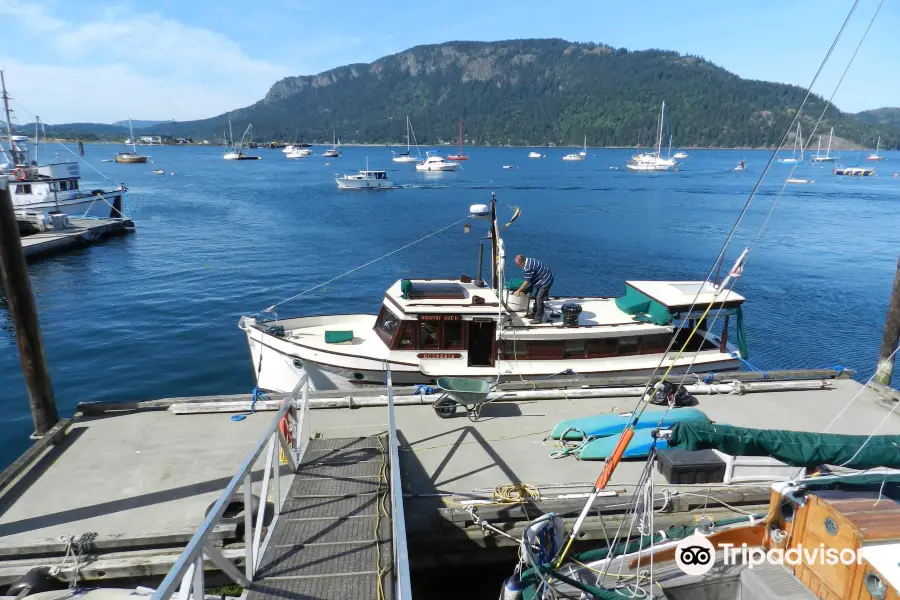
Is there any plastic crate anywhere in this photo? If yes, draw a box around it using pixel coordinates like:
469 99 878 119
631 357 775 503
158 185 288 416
656 448 726 484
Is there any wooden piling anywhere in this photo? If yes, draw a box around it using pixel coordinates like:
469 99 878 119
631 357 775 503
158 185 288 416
876 255 900 386
0 177 59 435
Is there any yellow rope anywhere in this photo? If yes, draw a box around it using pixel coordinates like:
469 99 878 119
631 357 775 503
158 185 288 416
492 483 541 504
374 434 389 600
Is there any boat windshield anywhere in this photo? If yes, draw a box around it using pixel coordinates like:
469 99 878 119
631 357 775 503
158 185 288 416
374 306 401 343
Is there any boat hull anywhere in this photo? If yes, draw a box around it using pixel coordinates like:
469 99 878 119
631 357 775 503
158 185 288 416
335 178 393 189
392 156 418 163
13 189 129 219
114 155 147 164
447 155 468 161
415 163 458 171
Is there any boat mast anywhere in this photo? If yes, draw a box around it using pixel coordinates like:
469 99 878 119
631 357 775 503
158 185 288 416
797 123 803 159
656 102 665 157
406 116 411 153
228 118 235 151
1 70 17 165
490 193 498 291
129 119 137 153
34 116 39 164
826 127 833 157
458 117 463 155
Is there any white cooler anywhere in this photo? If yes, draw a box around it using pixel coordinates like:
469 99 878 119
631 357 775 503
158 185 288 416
503 289 529 311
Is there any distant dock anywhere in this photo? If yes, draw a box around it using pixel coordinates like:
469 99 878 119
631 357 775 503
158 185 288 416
19 217 134 261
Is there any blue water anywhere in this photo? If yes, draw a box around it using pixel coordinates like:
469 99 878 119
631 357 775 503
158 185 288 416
1 144 898 466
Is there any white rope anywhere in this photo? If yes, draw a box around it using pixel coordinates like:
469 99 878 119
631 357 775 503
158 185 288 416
262 215 472 313
823 342 900 433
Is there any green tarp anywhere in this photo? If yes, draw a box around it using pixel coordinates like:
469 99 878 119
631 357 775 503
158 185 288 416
669 422 900 470
324 330 353 344
614 285 674 326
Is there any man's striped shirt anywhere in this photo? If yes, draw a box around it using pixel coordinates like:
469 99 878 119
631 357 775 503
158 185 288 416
524 257 554 288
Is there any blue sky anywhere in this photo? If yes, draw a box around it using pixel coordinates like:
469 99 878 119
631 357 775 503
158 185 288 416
1 0 895 123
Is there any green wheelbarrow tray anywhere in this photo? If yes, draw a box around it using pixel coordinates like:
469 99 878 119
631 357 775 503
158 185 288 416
433 377 496 421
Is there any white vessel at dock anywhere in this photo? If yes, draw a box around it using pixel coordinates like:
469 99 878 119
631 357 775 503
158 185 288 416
415 151 459 171
240 196 745 392
1 75 128 220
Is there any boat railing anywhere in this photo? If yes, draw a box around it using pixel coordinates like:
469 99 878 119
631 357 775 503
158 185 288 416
151 373 311 600
385 367 413 600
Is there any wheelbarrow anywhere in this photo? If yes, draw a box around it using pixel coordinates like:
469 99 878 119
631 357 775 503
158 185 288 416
432 377 497 421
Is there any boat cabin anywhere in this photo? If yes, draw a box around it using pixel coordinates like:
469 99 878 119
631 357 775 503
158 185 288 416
359 170 388 179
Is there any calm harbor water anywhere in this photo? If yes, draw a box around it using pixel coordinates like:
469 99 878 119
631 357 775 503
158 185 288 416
1 144 898 466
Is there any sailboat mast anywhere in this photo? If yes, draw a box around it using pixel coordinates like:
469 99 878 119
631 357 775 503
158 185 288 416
798 123 803 159
656 102 665 156
34 117 39 164
826 127 833 156
129 119 137 153
1 70 16 164
458 117 463 154
406 116 411 152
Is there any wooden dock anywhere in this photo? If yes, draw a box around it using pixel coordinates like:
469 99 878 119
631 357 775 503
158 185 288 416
0 372 897 593
19 217 134 261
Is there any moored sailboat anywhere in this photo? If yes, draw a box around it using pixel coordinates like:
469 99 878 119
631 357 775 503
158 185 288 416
114 119 148 164
562 135 587 161
392 116 421 163
627 102 676 171
866 136 885 161
811 126 837 163
223 120 260 160
447 117 468 161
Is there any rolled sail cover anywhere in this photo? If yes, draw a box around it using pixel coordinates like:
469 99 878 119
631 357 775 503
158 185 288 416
668 422 900 470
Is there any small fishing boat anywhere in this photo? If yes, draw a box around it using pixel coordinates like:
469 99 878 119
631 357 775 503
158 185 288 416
626 102 676 171
415 151 459 172
323 131 340 157
776 123 804 164
562 135 587 161
223 120 260 160
393 116 421 163
447 117 468 161
810 126 838 163
528 151 544 159
335 168 392 189
673 151 688 159
286 147 312 158
152 169 164 174
239 194 746 392
866 136 885 161
834 166 875 176
114 119 149 164
503 165 517 170
786 177 810 184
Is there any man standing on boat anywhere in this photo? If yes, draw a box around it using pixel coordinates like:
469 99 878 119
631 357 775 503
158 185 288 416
514 255 554 324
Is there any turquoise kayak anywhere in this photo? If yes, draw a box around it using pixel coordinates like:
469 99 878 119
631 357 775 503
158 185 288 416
550 407 709 441
577 429 669 460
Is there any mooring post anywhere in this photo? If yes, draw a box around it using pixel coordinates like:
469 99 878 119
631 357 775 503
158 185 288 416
0 176 59 435
875 255 900 386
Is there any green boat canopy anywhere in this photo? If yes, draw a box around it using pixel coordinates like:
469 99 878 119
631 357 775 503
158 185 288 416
668 422 900 470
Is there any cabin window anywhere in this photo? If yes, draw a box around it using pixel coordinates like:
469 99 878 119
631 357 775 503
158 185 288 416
71 179 79 190
419 321 440 349
59 181 69 191
618 337 639 356
640 334 671 354
587 338 617 358
443 321 464 349
396 322 417 349
564 340 587 359
16 184 32 194
374 306 401 345
528 342 565 360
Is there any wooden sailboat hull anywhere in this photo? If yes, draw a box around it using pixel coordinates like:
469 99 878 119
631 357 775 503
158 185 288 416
114 155 148 164
447 155 468 161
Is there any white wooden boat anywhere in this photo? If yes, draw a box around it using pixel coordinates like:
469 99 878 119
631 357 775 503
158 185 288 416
415 151 458 171
528 151 544 159
239 195 745 391
673 151 688 159
335 169 392 189
626 102 676 171
393 116 421 163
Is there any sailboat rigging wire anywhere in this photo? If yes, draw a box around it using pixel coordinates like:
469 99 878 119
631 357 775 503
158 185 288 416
823 342 900 433
261 215 473 313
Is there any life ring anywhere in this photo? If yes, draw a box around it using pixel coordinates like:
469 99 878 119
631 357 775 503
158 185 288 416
13 167 27 180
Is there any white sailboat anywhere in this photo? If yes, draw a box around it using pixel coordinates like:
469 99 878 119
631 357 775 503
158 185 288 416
626 101 676 171
223 120 260 160
392 116 420 163
866 136 885 162
776 123 804 164
562 135 587 161
114 119 148 163
811 127 837 163
323 131 340 157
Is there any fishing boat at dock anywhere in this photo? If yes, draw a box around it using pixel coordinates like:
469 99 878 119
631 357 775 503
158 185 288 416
239 194 746 392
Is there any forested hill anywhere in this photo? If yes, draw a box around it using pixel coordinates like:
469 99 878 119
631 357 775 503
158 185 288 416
854 108 900 129
151 39 895 147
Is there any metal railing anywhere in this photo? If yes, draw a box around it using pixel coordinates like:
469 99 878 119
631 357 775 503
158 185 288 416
151 374 311 600
385 369 413 600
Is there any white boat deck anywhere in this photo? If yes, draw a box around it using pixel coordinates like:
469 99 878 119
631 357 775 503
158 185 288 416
281 314 387 357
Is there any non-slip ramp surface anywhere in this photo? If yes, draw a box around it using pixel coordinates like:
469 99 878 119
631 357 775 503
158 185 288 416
247 436 392 600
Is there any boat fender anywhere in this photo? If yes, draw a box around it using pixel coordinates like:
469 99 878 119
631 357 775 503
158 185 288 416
500 575 525 600
13 167 27 180
204 494 272 540
6 567 67 597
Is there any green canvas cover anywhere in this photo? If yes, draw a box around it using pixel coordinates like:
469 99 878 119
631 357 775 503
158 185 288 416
400 279 412 299
614 285 674 326
669 422 900 470
324 330 353 344
505 278 527 291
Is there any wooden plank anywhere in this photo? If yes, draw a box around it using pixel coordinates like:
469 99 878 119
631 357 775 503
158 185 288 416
0 523 237 559
0 418 72 494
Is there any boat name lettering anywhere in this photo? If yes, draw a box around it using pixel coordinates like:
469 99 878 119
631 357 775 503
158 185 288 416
419 315 461 321
417 353 462 359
